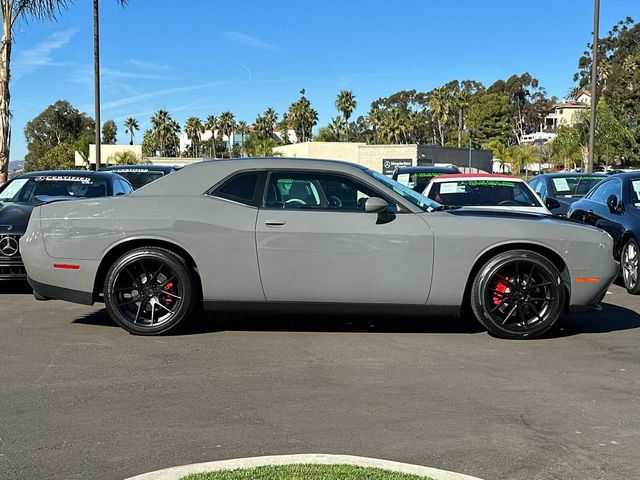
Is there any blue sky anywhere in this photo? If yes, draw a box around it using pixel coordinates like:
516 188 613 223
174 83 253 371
9 0 640 161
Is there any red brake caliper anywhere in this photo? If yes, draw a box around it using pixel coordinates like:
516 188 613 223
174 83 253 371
163 282 175 306
493 279 510 305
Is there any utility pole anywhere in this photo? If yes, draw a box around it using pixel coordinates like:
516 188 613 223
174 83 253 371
467 128 475 173
587 0 600 173
93 0 101 170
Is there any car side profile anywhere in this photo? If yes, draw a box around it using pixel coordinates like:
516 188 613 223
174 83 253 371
567 172 640 293
0 170 133 280
22 158 617 339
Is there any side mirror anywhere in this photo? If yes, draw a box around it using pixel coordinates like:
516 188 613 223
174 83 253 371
545 197 561 210
606 194 621 214
364 197 388 213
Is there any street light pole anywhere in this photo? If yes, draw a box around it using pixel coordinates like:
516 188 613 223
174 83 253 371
467 128 475 173
93 0 101 171
587 0 600 173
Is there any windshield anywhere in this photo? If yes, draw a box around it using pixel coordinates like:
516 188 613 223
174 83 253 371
396 171 448 193
0 175 108 203
365 169 442 212
551 176 605 197
110 170 163 189
426 179 542 208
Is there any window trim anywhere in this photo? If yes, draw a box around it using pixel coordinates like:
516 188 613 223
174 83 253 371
261 169 402 213
206 170 267 208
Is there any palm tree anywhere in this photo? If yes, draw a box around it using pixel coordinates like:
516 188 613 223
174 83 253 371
329 116 346 141
218 111 236 153
428 86 452 146
236 120 249 151
184 116 203 157
123 117 139 145
92 0 129 169
0 2 67 182
204 115 218 158
150 109 173 156
262 108 278 138
335 90 357 141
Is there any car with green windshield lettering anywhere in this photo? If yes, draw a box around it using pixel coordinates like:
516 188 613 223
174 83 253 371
392 165 460 193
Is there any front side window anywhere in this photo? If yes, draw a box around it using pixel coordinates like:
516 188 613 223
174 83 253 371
115 170 164 189
630 179 640 207
264 171 395 212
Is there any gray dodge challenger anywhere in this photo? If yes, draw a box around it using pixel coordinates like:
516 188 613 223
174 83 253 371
21 158 617 339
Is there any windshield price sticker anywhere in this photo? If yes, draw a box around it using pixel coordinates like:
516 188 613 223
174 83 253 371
440 182 466 194
113 169 149 173
0 178 29 200
35 176 93 184
552 178 570 192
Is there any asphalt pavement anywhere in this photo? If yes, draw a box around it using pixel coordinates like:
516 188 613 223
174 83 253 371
0 282 639 480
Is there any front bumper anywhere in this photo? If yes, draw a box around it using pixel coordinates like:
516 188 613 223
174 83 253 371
0 233 26 280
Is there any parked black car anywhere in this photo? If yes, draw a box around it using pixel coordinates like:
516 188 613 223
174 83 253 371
392 165 461 193
100 164 179 189
528 173 606 216
0 170 133 280
567 172 640 293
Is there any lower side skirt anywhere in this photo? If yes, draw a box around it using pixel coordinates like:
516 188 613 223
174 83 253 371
28 277 94 306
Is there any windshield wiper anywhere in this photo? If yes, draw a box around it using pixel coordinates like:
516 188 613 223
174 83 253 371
430 204 461 212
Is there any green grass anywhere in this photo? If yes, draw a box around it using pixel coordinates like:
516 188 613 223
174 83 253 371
180 464 434 480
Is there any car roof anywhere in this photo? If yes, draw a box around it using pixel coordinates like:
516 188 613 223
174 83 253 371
16 170 119 180
608 171 640 179
394 166 458 174
431 173 523 182
535 172 607 178
100 164 175 173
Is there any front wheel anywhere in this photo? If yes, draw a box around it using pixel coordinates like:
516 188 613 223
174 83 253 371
621 238 640 294
470 250 565 339
103 247 197 335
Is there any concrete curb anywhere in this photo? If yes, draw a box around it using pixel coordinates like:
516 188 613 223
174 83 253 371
124 453 485 480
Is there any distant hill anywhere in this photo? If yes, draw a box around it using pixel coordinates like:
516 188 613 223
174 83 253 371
8 160 24 170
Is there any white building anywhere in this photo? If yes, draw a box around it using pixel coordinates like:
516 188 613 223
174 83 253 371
179 128 297 155
74 144 143 168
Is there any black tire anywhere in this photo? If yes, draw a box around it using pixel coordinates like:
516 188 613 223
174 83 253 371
103 247 197 335
470 249 565 340
621 237 640 294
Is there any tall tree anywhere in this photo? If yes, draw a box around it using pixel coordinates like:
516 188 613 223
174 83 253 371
0 1 73 183
467 93 512 147
123 117 139 145
93 0 128 170
204 115 218 158
218 111 236 153
150 109 175 156
335 90 357 141
236 120 249 151
287 89 318 143
101 119 117 144
427 86 453 146
184 116 203 157
24 100 94 171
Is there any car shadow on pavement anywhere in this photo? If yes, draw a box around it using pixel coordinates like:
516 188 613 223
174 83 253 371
72 301 640 338
552 302 640 337
0 281 32 294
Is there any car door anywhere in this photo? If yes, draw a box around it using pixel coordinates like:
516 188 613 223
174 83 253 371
255 170 434 304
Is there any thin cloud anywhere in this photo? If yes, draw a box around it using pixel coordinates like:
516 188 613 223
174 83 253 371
14 29 77 79
127 59 170 71
223 31 277 50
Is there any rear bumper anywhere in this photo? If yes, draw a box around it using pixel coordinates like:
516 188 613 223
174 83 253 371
28 277 94 305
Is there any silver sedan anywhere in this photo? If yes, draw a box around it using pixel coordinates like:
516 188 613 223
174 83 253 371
21 158 618 339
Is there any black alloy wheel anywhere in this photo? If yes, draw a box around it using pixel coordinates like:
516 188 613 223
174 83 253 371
104 247 197 335
621 237 640 294
471 250 565 339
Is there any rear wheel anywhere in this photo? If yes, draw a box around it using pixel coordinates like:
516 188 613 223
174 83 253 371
470 250 565 339
621 238 640 294
103 247 197 335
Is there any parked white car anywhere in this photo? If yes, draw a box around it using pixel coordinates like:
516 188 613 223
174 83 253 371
422 174 551 214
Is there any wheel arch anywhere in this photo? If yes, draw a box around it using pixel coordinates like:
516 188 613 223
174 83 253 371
93 238 203 302
615 230 637 261
462 242 571 311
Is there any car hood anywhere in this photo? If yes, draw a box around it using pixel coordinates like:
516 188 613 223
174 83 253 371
438 206 604 232
0 201 34 232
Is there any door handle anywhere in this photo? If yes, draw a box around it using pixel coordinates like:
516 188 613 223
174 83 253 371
264 219 287 227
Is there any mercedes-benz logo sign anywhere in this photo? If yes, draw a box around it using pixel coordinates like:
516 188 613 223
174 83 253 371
0 236 19 257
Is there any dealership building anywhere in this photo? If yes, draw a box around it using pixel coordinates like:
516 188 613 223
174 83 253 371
274 142 493 175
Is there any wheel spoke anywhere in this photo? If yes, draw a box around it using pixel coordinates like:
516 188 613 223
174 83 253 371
161 291 182 300
155 301 173 314
117 296 140 307
124 268 141 287
526 281 551 290
160 275 176 288
150 301 156 325
491 297 509 312
133 300 145 324
501 303 518 324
